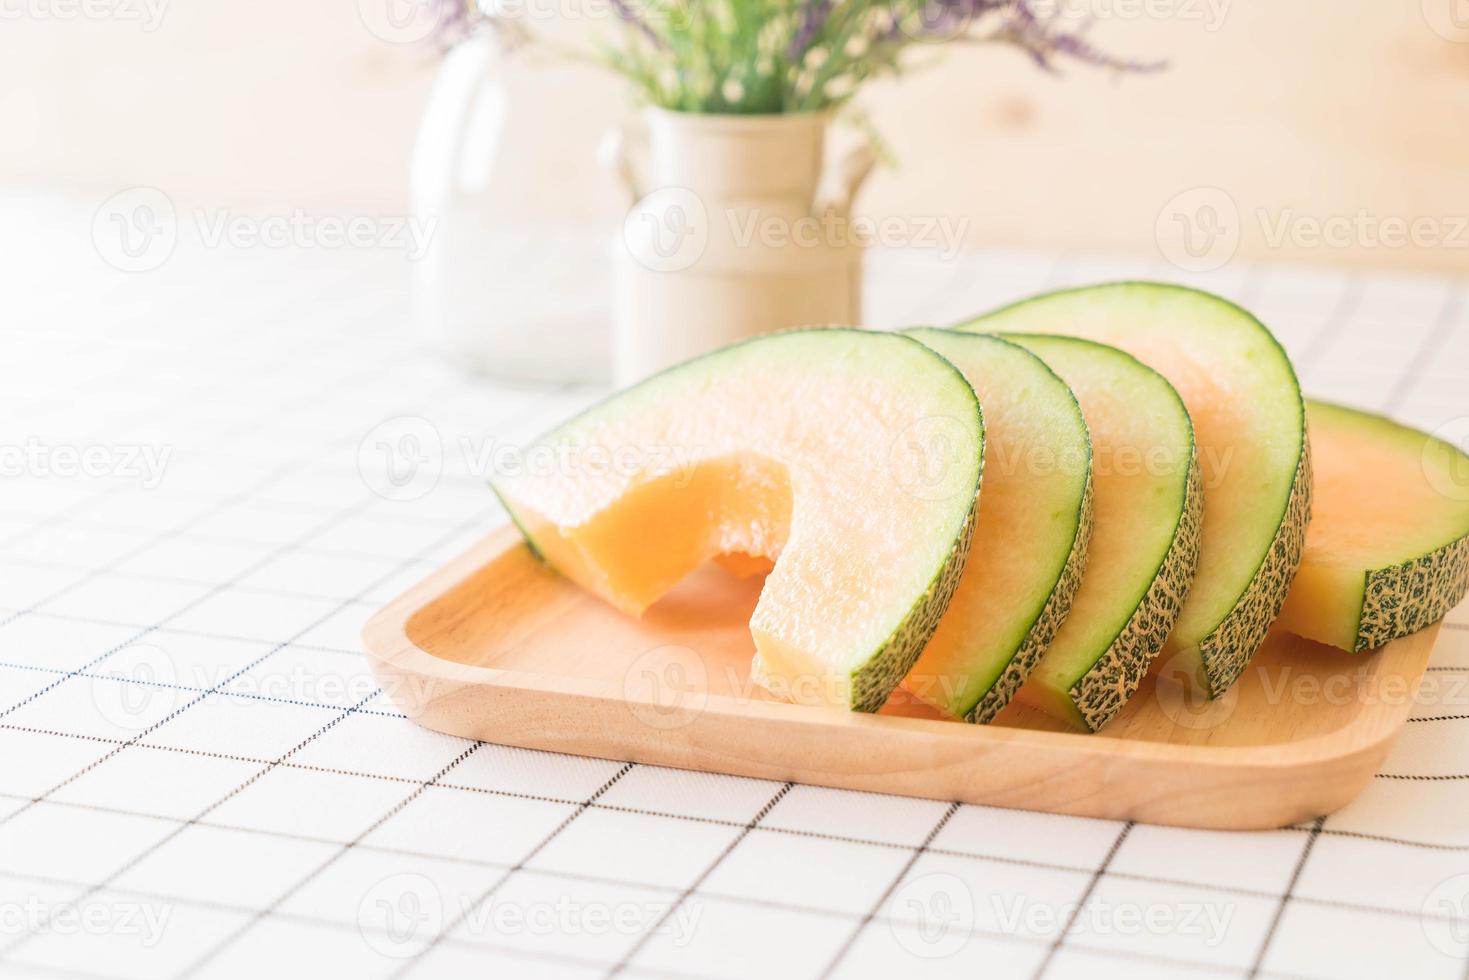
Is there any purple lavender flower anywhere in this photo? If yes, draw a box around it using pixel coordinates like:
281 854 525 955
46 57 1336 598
430 0 533 52
891 0 1163 72
899 0 1010 42
611 0 667 47
430 0 472 48
788 0 834 61
1003 0 1167 73
402 0 1165 115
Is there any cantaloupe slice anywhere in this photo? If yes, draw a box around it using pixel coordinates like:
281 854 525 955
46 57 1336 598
898 330 1093 723
490 328 984 712
961 283 1311 698
1276 401 1469 651
1002 335 1203 731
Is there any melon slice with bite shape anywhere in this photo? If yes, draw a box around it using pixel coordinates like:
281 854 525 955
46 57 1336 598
1276 400 1469 651
897 329 1093 724
961 282 1311 698
1003 335 1203 731
490 328 984 712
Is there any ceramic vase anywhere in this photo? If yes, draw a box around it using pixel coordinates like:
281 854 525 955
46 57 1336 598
607 108 874 385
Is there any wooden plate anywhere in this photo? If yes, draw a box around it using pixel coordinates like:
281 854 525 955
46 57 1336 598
362 527 1439 830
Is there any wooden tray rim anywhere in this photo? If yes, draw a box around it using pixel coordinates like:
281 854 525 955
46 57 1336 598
362 528 1437 775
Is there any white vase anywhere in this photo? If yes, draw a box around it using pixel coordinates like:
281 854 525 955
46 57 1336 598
607 109 874 385
411 35 617 383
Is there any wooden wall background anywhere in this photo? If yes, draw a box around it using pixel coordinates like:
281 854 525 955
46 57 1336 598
1 1 1466 273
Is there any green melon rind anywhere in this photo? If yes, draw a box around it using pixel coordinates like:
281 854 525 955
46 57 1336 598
490 482 544 562
852 493 981 712
966 469 1094 725
1070 454 1204 731
996 332 1203 730
959 282 1313 699
1194 444 1311 695
898 328 1092 723
1357 535 1469 651
830 332 987 712
495 327 985 714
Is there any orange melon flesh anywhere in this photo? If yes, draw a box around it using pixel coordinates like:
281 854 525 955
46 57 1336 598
1276 401 1469 651
1004 335 1201 731
491 329 984 712
898 330 1092 723
961 283 1310 697
715 553 777 578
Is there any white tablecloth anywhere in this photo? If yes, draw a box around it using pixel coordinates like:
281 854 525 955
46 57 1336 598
2 192 1468 980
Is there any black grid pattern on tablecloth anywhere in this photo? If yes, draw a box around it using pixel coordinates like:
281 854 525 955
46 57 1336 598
1 243 1468 980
